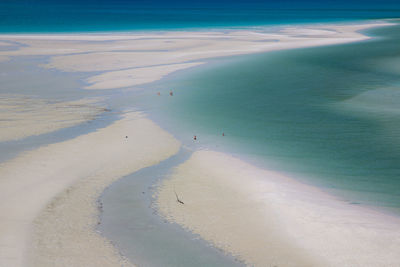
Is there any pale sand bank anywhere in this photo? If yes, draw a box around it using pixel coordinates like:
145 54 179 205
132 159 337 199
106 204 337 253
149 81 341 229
157 150 400 267
0 112 180 266
0 22 393 90
0 95 106 142
85 62 204 90
0 41 11 46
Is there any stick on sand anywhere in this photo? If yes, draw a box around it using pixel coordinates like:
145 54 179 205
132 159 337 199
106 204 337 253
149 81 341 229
174 187 184 204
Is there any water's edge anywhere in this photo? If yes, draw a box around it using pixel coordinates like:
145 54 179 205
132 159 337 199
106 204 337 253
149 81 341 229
98 148 244 267
97 21 400 265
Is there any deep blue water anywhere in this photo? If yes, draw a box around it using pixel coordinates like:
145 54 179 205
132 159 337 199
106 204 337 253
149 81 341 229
1 0 400 32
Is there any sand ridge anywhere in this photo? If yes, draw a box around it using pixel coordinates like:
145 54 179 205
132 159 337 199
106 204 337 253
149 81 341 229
85 62 205 89
0 112 180 266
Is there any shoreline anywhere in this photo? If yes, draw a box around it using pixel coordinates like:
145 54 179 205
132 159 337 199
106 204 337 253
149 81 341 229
98 148 244 266
0 17 395 35
156 150 400 266
0 20 397 266
0 21 393 92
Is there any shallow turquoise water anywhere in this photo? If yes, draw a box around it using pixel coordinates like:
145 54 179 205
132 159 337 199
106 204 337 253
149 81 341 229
144 23 400 213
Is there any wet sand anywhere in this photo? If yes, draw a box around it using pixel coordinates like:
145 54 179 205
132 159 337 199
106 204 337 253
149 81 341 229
0 95 105 142
157 150 400 267
0 112 180 266
99 148 244 267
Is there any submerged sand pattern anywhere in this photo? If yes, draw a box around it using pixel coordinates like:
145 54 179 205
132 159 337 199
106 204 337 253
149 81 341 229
0 95 106 142
0 112 180 266
0 22 392 91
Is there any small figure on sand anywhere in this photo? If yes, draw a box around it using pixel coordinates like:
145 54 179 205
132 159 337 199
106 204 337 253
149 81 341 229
193 135 197 141
157 92 160 96
169 90 173 96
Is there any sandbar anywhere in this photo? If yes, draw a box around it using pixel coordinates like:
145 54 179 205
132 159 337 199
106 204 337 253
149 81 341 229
0 112 180 266
157 150 400 267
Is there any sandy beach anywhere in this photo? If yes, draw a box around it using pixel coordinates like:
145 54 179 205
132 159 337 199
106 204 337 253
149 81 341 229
157 151 400 267
0 21 398 266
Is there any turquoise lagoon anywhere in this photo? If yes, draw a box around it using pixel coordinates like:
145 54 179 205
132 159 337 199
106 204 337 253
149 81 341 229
139 23 400 213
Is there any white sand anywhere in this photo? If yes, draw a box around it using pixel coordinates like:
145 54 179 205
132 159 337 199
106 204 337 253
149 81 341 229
157 150 400 267
0 95 106 142
0 41 11 46
85 62 204 90
0 22 393 90
0 112 180 266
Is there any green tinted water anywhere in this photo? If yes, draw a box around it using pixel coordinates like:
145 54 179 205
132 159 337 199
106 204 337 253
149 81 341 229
150 23 400 213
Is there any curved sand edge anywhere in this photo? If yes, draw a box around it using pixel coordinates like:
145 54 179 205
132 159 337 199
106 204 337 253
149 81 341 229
156 150 400 267
84 62 205 90
0 112 180 266
0 22 393 91
0 95 106 142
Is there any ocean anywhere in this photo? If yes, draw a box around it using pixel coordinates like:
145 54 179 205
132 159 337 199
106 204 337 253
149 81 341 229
1 0 400 32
